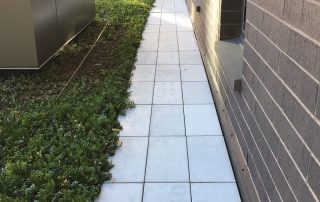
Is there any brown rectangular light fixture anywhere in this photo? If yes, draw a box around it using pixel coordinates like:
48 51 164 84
196 6 201 13
234 79 242 92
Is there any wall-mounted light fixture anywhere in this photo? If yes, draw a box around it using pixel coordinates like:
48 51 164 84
196 6 201 13
234 79 242 92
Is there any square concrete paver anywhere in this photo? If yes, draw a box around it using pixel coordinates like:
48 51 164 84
188 136 236 182
130 82 154 104
144 24 160 33
143 183 191 202
147 13 161 24
97 183 143 202
175 5 188 13
181 65 207 81
176 14 193 31
153 82 182 104
132 66 156 81
179 51 203 64
158 40 178 51
157 52 179 64
177 32 198 51
182 82 214 104
177 24 193 32
146 137 189 182
139 40 159 51
118 105 152 136
143 32 159 40
156 65 180 81
160 24 177 32
162 5 175 13
136 52 157 64
150 105 185 136
191 183 241 202
184 105 222 136
159 32 177 41
110 137 148 182
161 13 176 24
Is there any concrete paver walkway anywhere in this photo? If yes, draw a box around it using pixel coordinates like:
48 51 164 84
97 0 241 201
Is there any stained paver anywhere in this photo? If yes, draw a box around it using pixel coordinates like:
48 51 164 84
98 0 240 200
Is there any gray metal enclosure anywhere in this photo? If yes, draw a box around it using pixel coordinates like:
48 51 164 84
0 0 95 70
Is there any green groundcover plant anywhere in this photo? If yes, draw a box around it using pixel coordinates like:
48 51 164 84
0 0 153 200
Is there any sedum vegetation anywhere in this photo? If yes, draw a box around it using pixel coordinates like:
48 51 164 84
0 0 153 200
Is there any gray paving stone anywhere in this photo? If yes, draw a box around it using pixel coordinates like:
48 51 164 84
146 137 189 182
153 82 183 104
97 183 143 202
155 65 180 81
132 66 156 81
158 40 178 51
160 24 177 32
178 32 198 50
136 52 157 64
188 136 236 182
181 65 207 81
144 183 191 202
119 105 152 136
110 137 148 182
130 82 154 104
157 51 179 64
144 24 160 33
184 104 222 136
147 13 161 24
179 51 203 64
191 183 241 202
182 82 214 104
150 105 185 136
161 13 176 25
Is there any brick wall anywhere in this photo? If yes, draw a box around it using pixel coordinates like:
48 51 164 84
243 0 320 200
187 0 320 201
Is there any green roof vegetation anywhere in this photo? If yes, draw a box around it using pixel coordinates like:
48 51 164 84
0 0 153 200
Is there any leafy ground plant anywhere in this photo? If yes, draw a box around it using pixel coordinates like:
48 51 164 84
0 0 153 200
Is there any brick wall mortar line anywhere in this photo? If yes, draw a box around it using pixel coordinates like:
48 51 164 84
238 83 290 201
243 52 320 167
315 87 320 116
214 65 271 202
215 49 298 201
212 47 297 201
209 73 262 202
244 58 320 201
244 35 320 125
215 58 293 201
305 0 320 7
240 79 297 202
247 0 320 47
246 19 319 85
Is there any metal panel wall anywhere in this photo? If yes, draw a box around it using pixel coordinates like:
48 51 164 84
0 0 95 70
0 0 38 68
56 0 96 45
31 0 60 65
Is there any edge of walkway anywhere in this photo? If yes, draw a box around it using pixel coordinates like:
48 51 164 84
184 2 261 202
